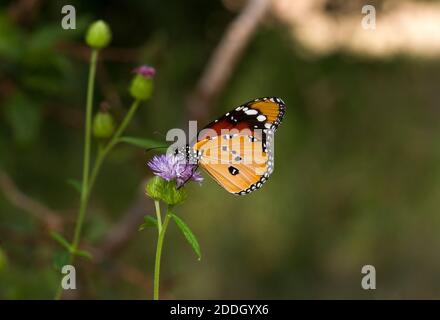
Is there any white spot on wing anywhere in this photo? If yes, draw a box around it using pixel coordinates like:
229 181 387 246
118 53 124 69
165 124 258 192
245 109 258 115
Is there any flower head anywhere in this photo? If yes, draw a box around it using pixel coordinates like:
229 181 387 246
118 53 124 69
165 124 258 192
130 65 155 101
147 153 203 188
133 65 156 78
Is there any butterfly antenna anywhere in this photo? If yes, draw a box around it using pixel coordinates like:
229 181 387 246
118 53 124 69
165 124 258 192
177 163 199 190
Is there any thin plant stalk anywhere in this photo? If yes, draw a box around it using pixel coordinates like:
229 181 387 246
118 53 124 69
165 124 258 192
88 99 141 191
55 100 141 300
153 204 171 300
154 200 162 234
73 49 98 254
54 56 142 300
54 49 98 300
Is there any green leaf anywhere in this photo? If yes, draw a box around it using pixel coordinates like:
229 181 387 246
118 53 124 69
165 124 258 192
119 136 162 149
67 178 82 194
50 231 72 251
139 215 158 231
170 214 201 260
74 249 93 260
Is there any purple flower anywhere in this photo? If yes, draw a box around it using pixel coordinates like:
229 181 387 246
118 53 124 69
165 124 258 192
133 65 156 78
147 154 203 187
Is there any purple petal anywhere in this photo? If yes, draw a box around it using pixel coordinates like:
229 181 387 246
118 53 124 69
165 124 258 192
190 170 204 183
147 155 175 181
133 65 156 78
147 153 203 187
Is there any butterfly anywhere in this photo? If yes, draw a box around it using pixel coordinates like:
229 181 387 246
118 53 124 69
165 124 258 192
178 97 286 195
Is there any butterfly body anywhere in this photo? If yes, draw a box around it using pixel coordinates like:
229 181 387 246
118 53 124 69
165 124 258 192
180 97 285 195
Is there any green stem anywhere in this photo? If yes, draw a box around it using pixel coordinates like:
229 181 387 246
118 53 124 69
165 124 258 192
154 200 162 234
88 99 141 191
153 207 171 300
54 49 98 300
72 49 99 251
55 99 141 299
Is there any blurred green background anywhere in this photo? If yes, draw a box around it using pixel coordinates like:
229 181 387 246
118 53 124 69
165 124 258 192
2 0 440 299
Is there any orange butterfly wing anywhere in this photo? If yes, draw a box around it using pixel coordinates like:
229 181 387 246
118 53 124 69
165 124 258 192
194 97 285 195
194 134 270 194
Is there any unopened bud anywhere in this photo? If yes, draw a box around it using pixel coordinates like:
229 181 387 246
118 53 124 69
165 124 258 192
85 20 112 49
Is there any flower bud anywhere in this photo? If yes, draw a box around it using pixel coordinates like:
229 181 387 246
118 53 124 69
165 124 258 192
85 20 112 49
93 111 115 138
129 65 155 101
146 176 165 201
162 180 187 206
145 176 187 206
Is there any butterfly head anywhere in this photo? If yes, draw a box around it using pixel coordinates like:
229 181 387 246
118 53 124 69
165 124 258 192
173 143 199 165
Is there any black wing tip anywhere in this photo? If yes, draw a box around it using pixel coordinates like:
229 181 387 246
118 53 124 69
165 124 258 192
253 96 286 105
252 96 286 130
